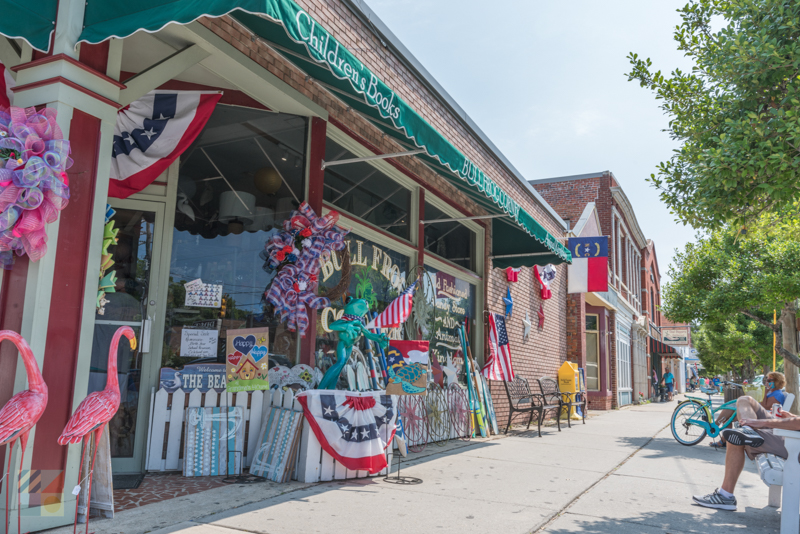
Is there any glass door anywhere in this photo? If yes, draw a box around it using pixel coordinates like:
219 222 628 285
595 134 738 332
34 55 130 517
91 200 165 474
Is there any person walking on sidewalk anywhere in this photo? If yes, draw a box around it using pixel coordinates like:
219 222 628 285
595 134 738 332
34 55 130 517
692 394 800 511
663 369 675 401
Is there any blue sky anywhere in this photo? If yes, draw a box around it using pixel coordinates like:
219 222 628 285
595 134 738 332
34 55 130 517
367 0 696 283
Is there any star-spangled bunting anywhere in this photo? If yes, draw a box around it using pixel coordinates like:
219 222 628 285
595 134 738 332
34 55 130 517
109 90 221 198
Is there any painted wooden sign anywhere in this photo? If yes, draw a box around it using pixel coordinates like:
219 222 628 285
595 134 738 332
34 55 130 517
183 406 245 477
249 405 304 482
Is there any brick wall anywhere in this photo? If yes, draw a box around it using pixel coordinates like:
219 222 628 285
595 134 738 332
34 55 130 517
195 4 571 429
566 293 585 367
487 263 568 426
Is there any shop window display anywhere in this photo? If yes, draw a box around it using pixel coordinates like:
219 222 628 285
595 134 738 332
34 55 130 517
315 232 410 386
424 201 476 271
322 138 411 241
164 105 307 371
424 266 476 386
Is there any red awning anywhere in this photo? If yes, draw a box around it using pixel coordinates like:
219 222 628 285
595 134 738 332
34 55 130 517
650 337 679 359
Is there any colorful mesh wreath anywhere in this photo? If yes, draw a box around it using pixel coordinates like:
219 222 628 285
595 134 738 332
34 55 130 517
262 202 348 337
0 106 71 269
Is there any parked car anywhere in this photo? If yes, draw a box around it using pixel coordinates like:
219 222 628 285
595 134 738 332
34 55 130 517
753 374 764 386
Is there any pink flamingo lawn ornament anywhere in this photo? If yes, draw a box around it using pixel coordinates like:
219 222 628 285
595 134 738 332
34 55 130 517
0 331 48 534
58 326 135 534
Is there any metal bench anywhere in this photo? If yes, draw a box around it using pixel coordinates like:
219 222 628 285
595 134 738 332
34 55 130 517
534 378 564 433
502 376 542 435
538 377 587 428
754 429 800 534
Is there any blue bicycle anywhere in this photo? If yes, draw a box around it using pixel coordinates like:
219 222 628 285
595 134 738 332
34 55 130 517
670 383 740 446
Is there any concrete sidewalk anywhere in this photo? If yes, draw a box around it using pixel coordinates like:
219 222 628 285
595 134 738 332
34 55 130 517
46 396 782 534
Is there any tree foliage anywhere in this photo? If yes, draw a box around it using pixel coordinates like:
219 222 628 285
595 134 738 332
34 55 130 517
661 213 800 366
627 0 800 229
693 315 773 378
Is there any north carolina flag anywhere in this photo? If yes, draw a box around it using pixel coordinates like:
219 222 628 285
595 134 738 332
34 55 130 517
567 237 608 293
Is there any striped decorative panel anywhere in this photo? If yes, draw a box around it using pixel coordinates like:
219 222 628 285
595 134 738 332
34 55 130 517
249 405 304 482
183 406 245 477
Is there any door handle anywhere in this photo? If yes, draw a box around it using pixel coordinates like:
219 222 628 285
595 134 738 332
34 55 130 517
140 318 152 353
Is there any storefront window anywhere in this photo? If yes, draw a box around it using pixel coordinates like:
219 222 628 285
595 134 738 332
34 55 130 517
424 201 476 271
424 266 476 385
315 232 410 385
585 314 600 391
163 105 307 370
322 138 411 241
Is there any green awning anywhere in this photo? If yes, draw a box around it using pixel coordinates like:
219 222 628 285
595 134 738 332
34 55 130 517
78 0 571 266
0 0 56 52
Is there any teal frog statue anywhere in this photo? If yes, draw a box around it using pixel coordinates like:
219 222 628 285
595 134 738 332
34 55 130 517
318 297 388 389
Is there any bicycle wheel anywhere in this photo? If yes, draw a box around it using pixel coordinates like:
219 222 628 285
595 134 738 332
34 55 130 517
671 401 709 446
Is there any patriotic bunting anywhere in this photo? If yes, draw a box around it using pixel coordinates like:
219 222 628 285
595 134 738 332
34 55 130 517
296 390 397 474
109 90 221 198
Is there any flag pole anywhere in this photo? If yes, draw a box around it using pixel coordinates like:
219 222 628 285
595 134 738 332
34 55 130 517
773 309 777 372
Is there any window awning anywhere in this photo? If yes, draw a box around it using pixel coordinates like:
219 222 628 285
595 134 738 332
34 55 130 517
77 0 571 267
650 337 679 359
0 0 57 52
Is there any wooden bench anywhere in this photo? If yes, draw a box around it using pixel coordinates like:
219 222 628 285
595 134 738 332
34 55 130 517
754 428 800 534
502 376 542 435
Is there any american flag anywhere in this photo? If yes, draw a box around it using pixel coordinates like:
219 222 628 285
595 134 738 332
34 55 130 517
483 312 515 381
365 282 416 330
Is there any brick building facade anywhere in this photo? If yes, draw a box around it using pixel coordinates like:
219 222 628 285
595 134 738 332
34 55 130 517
0 1 576 528
531 171 670 408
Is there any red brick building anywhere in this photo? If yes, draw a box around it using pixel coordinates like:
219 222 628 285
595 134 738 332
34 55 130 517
531 171 675 408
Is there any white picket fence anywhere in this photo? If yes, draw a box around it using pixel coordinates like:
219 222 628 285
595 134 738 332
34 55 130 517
145 387 393 482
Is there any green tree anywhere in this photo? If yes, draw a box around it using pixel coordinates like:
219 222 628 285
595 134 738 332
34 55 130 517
693 315 773 379
662 215 800 408
627 0 800 229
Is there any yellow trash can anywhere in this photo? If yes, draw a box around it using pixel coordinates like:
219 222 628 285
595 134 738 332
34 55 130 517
558 361 582 420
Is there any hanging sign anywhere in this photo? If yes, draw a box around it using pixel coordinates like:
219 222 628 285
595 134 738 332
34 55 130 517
226 327 270 393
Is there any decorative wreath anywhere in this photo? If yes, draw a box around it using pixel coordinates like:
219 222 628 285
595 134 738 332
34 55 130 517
263 202 348 337
0 106 71 269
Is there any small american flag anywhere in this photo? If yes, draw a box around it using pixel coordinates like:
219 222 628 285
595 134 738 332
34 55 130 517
365 282 416 330
483 312 515 381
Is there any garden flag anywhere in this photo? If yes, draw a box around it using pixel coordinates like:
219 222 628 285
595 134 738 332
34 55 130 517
109 90 221 198
296 390 397 474
365 282 416 329
567 237 609 293
483 312 515 381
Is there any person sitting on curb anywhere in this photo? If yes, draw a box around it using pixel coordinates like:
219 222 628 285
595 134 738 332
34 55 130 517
708 372 787 448
693 394 799 511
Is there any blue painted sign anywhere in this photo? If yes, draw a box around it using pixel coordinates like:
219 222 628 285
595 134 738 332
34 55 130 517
159 363 227 392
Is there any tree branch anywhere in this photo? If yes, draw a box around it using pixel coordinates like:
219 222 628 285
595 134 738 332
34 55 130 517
740 309 780 331
776 343 800 369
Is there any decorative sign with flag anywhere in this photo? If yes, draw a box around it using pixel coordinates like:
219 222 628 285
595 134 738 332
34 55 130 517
365 281 416 329
567 237 609 293
483 312 515 382
296 390 397 474
109 90 221 198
